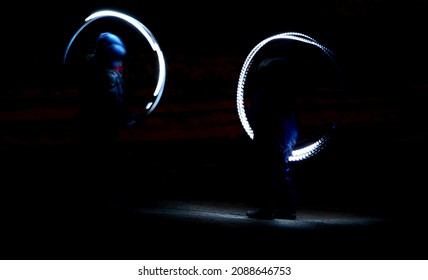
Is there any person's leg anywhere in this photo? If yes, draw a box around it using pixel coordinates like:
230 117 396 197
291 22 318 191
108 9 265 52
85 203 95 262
246 153 277 220
275 165 297 220
275 121 298 220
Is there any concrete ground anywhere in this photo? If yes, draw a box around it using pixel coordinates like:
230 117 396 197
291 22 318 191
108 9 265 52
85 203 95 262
1 131 427 260
2 194 424 260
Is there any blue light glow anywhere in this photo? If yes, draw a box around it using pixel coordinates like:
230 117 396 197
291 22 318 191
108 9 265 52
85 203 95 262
64 10 166 116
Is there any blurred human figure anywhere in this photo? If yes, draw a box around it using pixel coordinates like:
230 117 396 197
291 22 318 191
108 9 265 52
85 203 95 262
246 56 300 220
76 32 136 211
77 32 135 151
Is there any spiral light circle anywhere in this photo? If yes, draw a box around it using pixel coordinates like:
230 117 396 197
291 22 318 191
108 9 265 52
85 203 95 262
237 32 344 161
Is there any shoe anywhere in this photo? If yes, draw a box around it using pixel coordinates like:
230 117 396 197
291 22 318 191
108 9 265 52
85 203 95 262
275 210 296 220
246 209 274 220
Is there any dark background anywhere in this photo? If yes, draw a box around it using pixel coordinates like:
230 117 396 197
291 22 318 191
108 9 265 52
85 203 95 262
6 1 428 87
2 1 428 259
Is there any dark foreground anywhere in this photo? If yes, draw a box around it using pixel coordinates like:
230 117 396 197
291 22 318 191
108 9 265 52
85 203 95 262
1 125 427 260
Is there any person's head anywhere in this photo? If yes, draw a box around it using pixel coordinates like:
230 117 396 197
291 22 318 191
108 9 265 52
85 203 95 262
255 56 305 90
251 56 305 118
95 32 126 68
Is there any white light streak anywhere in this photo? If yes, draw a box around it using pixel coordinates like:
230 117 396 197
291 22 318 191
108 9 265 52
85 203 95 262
237 32 342 161
64 10 166 116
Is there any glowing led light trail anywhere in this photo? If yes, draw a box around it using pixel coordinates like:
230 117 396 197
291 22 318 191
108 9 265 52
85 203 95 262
64 10 166 116
237 32 343 161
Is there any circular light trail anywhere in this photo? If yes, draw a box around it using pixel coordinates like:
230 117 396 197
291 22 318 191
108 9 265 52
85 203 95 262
64 10 166 116
237 32 344 161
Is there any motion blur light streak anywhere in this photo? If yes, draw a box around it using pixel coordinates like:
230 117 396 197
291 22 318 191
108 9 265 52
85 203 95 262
291 134 331 161
64 10 166 116
237 32 342 161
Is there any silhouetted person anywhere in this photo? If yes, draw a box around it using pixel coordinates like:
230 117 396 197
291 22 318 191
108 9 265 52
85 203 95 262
76 32 135 211
78 32 135 149
246 57 300 220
